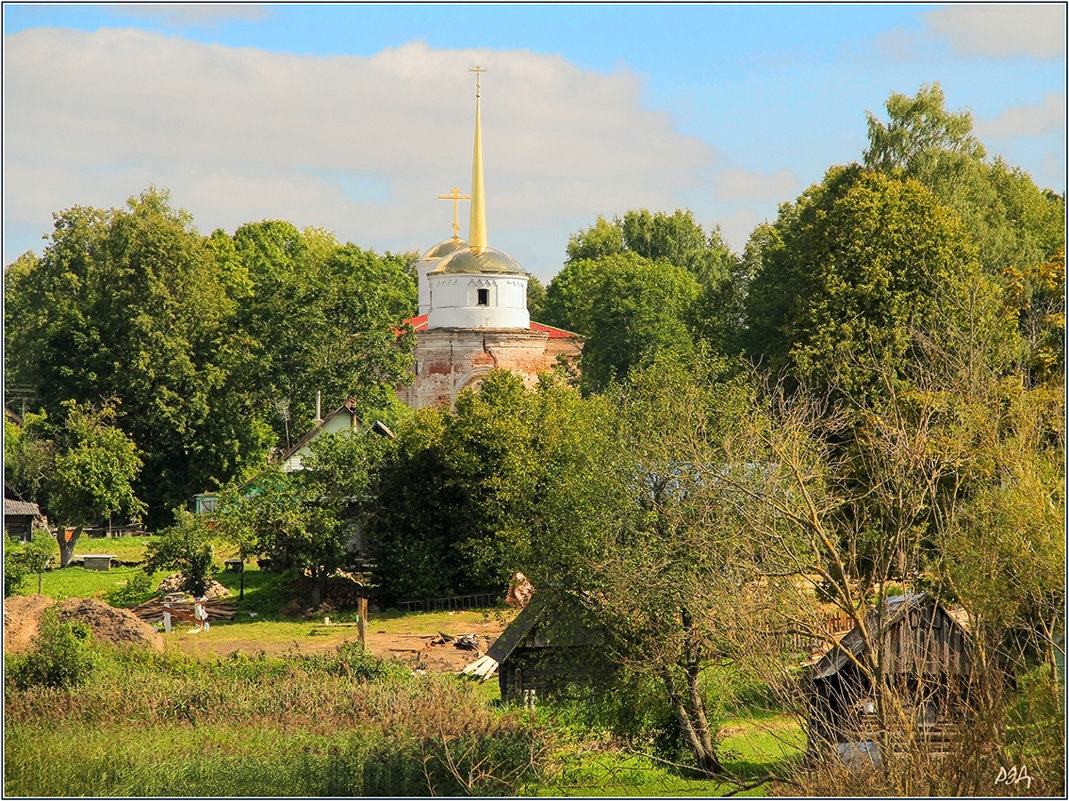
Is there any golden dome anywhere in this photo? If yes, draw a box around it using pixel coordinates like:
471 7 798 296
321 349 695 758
430 245 527 276
421 237 469 260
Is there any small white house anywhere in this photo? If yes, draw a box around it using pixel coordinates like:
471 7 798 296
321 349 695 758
278 398 363 472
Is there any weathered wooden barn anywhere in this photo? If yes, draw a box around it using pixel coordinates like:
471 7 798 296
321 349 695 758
484 593 612 703
806 593 978 765
4 482 47 542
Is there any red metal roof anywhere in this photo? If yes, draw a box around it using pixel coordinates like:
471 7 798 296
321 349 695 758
530 321 581 339
400 314 579 340
405 313 429 331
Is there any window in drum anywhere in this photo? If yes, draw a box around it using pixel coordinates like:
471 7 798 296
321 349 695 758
477 288 489 306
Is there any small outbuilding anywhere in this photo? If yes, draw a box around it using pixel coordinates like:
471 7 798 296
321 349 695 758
484 593 611 703
806 593 979 765
4 482 47 542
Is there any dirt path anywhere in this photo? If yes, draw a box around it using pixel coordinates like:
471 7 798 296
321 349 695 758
5 593 511 674
170 616 510 673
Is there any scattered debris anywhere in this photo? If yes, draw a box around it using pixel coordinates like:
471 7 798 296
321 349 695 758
130 597 237 624
431 631 481 650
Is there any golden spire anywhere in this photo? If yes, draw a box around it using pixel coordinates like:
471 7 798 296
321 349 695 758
469 64 487 252
437 186 470 240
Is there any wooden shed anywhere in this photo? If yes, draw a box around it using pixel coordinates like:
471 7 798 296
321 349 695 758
4 482 47 542
484 593 612 703
806 593 977 764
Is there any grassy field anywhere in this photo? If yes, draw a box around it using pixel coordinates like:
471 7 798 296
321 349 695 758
33 564 171 601
73 534 157 562
5 539 812 797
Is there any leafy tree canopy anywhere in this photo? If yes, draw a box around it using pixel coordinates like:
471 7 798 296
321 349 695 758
225 220 418 444
864 83 1064 281
742 165 1015 401
5 190 418 525
4 189 269 523
42 400 145 567
564 209 736 285
579 254 702 393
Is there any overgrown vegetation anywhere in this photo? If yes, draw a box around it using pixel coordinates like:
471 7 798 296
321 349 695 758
7 607 97 690
4 83 1064 795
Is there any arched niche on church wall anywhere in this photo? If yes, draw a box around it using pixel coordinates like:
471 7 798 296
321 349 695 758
457 367 495 396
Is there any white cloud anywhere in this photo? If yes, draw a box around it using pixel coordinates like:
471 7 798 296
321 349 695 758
712 168 799 202
115 4 271 25
974 92 1066 138
3 30 716 277
925 5 1066 59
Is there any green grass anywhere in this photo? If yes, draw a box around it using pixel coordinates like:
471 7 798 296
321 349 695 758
27 565 172 602
73 534 157 563
5 646 541 797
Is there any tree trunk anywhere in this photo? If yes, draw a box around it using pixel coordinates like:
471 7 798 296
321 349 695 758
661 666 723 775
57 525 82 568
310 568 328 606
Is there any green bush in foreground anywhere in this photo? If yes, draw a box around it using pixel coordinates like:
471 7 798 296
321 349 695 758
7 607 96 689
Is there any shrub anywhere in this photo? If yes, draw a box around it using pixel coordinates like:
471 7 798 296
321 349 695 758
300 641 410 683
146 509 217 597
4 538 30 597
103 570 155 607
9 607 96 689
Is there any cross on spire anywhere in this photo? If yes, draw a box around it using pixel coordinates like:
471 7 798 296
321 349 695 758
437 186 471 240
470 64 486 97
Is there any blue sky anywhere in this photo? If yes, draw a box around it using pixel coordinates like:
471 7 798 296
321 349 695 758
3 3 1065 279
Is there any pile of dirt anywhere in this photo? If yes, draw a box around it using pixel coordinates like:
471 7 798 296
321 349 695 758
3 594 53 653
4 594 164 653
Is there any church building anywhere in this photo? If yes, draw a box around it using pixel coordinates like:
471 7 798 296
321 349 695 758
397 67 582 410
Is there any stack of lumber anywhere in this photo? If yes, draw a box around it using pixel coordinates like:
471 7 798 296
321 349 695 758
461 654 498 681
129 598 238 623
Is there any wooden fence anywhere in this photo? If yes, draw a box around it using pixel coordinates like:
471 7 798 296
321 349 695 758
396 592 501 612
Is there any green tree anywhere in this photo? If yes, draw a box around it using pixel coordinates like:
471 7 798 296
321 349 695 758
228 222 418 443
4 189 272 523
4 410 54 507
524 353 784 776
864 83 985 174
13 531 57 594
146 509 218 597
525 274 547 321
46 400 145 568
1004 247 1065 385
539 256 611 335
219 423 392 605
864 83 1064 282
565 209 735 286
367 371 544 603
234 468 345 605
580 255 701 392
4 536 30 597
742 165 1013 400
547 209 739 369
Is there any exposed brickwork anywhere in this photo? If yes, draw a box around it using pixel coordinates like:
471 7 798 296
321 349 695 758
397 327 583 409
